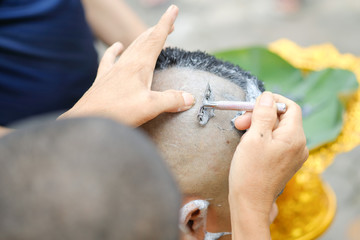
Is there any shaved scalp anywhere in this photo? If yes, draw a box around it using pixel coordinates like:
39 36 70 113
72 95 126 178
143 47 266 233
0 117 180 240
155 47 265 102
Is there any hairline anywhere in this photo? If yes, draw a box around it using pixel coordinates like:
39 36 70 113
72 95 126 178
155 47 265 102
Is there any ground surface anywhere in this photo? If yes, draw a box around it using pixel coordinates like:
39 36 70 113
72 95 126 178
124 1 360 239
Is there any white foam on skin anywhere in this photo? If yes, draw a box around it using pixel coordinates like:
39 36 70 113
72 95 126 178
179 200 231 240
246 78 263 102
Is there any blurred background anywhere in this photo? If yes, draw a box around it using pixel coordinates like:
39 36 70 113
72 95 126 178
126 0 360 54
122 0 360 239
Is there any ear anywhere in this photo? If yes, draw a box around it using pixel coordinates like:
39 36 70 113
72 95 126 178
179 199 210 240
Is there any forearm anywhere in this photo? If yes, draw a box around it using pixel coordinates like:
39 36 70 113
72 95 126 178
0 126 13 138
81 0 147 47
229 193 271 240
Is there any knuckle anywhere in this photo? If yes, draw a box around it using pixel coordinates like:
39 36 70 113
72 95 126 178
293 140 309 166
167 90 183 102
303 146 309 162
259 115 275 124
301 136 307 149
141 93 160 116
243 131 263 145
164 89 178 96
140 65 153 74
282 135 304 154
145 91 157 103
296 138 307 152
293 103 302 115
161 90 181 107
295 133 307 148
134 64 153 78
254 110 276 125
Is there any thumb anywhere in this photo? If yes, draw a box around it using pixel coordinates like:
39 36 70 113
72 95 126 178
153 90 195 113
248 92 278 138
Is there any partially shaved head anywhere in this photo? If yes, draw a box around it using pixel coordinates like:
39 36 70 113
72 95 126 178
155 48 264 102
142 48 265 235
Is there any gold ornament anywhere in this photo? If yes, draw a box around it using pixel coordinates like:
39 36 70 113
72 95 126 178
268 39 360 239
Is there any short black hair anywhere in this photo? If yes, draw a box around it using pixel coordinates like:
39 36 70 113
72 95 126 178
155 47 265 102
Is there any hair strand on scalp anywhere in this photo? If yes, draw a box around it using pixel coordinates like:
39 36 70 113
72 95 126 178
155 47 265 103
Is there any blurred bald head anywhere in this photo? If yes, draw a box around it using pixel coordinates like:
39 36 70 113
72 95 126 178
0 117 180 240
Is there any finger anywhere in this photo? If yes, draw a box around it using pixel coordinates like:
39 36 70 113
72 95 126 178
145 5 178 60
269 202 279 223
122 5 178 65
152 90 195 113
97 42 124 76
234 112 252 130
272 94 305 142
302 146 309 164
274 117 280 130
273 94 303 126
248 92 278 138
169 24 175 34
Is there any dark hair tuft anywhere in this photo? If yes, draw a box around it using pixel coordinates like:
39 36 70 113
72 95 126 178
155 47 265 101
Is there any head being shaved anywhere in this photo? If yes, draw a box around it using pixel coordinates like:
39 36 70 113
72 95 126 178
142 47 265 239
156 47 264 102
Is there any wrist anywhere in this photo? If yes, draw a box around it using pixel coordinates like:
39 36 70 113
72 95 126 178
228 178 274 216
228 191 272 220
57 93 99 120
57 105 91 120
229 193 271 240
57 106 79 120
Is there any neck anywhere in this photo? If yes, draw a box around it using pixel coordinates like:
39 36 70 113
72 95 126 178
206 203 232 240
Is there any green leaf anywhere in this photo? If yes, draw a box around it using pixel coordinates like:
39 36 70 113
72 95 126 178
214 47 359 150
288 68 359 106
214 47 303 96
302 97 344 149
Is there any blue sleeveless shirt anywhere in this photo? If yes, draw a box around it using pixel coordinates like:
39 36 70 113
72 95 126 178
0 0 98 125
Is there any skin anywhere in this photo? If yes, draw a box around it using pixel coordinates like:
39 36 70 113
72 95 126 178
72 5 307 238
143 69 282 239
58 5 195 126
1 5 309 239
230 92 309 239
142 67 247 235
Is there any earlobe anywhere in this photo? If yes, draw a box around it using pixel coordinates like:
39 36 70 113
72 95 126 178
179 199 210 240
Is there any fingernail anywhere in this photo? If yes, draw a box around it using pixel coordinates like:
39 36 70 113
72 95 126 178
166 4 175 13
113 42 123 51
259 92 274 107
182 92 195 106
